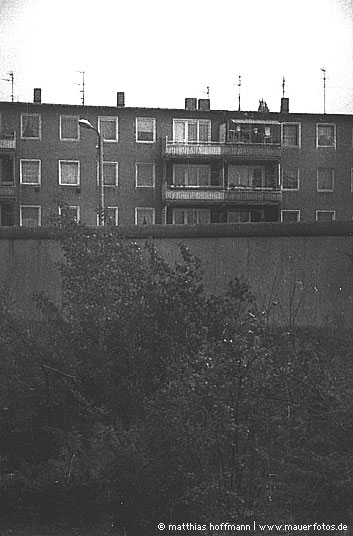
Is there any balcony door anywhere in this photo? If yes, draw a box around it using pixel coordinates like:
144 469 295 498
173 120 210 143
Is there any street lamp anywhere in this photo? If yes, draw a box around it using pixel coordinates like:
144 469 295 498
78 118 104 226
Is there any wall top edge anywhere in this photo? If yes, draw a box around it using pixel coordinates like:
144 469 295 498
0 222 353 240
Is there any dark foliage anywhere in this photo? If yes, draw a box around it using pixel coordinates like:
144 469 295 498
0 224 353 533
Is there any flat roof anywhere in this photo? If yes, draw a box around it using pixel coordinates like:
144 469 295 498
0 100 352 119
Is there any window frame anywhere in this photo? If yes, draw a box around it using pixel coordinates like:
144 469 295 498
135 162 156 188
59 160 80 186
58 205 80 222
136 118 156 143
315 210 336 222
172 163 211 187
172 119 211 143
281 122 301 148
20 205 41 227
20 159 41 185
135 207 155 225
281 209 301 222
282 168 300 191
59 115 80 141
351 168 353 192
317 168 334 192
0 156 15 185
172 208 211 225
98 116 119 142
20 113 42 140
316 123 336 148
97 161 119 187
97 207 119 225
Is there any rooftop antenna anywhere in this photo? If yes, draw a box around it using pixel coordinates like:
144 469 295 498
2 71 14 102
282 76 286 97
76 70 85 105
238 75 241 111
206 86 210 99
321 67 326 113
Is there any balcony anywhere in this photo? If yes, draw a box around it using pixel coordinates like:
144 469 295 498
164 138 281 160
0 132 16 150
163 185 282 205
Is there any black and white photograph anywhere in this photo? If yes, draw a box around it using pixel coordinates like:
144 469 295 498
0 0 353 534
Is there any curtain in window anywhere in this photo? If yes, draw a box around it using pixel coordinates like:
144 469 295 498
104 163 117 186
174 121 185 142
136 163 154 186
61 162 79 185
101 119 117 141
61 117 78 139
22 115 40 138
22 161 40 184
198 122 209 142
21 207 40 227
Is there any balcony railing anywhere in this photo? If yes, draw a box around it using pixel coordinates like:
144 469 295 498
0 132 16 150
164 138 281 159
163 185 282 205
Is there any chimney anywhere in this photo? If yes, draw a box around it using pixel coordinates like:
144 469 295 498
33 88 41 104
117 92 125 107
198 98 210 111
280 97 289 113
185 98 197 111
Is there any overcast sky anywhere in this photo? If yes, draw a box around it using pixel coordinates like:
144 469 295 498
0 0 352 113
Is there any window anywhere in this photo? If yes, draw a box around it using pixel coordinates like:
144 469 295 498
21 114 41 139
20 206 41 227
173 119 211 143
173 164 211 187
59 206 80 222
59 160 80 186
228 165 266 188
317 123 336 147
351 169 353 192
228 210 252 223
282 123 300 147
136 118 156 142
316 210 335 222
0 201 14 226
135 207 155 225
172 208 211 225
98 116 118 141
282 168 299 190
96 208 119 225
317 169 334 191
228 122 280 144
281 210 300 222
20 159 41 185
227 210 264 223
60 116 79 140
136 163 155 187
98 162 118 186
106 207 119 225
0 156 14 184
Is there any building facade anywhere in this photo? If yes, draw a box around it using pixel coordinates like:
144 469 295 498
0 91 352 227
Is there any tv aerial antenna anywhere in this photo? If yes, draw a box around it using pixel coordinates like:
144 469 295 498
76 71 85 105
237 75 241 111
2 71 14 102
321 67 326 113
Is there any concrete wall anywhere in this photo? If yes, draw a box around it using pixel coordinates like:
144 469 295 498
1 221 353 326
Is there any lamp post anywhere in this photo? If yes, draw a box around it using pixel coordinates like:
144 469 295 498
78 118 104 226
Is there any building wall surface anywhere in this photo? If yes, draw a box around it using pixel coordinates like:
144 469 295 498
1 222 353 327
1 98 353 227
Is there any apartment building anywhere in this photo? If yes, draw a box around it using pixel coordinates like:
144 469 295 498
0 90 352 227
